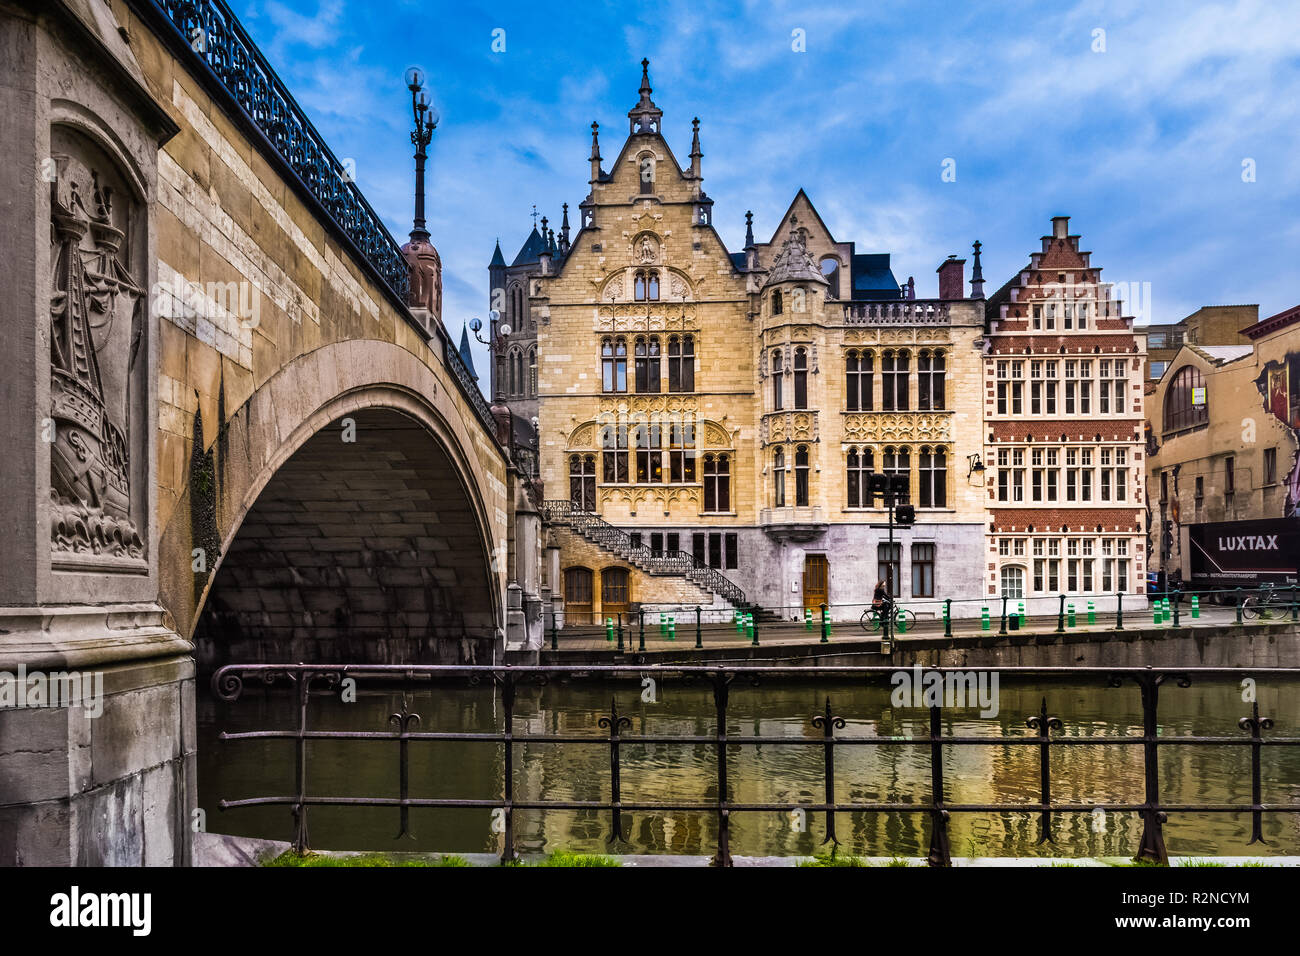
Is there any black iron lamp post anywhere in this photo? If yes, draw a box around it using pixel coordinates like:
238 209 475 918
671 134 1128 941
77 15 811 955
867 472 915 653
404 66 438 242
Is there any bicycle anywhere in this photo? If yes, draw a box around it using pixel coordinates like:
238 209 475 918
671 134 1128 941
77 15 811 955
1240 583 1290 621
860 604 917 632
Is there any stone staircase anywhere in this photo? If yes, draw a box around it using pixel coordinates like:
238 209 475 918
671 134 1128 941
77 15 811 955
543 500 749 609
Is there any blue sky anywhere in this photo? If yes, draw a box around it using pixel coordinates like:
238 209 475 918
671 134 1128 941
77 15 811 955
231 0 1300 381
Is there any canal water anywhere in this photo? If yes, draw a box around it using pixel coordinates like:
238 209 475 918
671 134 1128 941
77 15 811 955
198 676 1300 859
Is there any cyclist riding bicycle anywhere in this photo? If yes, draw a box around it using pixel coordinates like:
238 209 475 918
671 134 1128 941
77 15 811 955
871 580 893 618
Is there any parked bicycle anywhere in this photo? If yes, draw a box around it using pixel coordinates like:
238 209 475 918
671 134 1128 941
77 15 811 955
1240 583 1291 621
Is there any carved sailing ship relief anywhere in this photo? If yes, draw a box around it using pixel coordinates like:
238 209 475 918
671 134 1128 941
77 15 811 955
48 152 145 562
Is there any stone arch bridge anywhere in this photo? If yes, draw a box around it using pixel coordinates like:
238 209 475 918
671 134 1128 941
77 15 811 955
0 0 543 865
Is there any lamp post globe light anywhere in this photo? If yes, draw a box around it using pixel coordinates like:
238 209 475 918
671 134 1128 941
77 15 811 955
405 66 438 243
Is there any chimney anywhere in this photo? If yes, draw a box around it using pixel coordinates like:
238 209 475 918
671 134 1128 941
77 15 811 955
937 255 965 300
1052 216 1069 240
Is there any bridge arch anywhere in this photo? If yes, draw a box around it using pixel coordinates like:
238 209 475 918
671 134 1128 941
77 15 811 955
158 339 507 670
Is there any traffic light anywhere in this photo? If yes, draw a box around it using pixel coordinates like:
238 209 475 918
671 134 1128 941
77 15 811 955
895 504 916 526
888 475 909 498
867 472 890 498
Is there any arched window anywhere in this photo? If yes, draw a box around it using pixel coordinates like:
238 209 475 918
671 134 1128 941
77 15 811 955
772 290 783 315
509 284 524 324
847 446 874 508
509 348 523 397
919 446 947 508
648 271 660 301
634 272 647 301
1163 365 1208 432
918 349 945 411
1000 565 1026 600
528 347 537 396
795 444 810 507
634 336 661 393
601 336 627 393
668 334 694 392
821 257 841 299
773 447 786 507
771 350 784 409
882 349 910 411
704 453 731 513
638 152 655 194
793 347 808 409
884 445 911 504
569 454 596 511
847 349 873 411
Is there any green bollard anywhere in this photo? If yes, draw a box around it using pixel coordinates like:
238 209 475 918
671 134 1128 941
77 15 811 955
1153 602 1161 626
660 613 667 636
735 610 743 634
751 613 759 647
1191 595 1200 619
981 606 990 631
1018 601 1026 627
695 606 703 650
605 617 614 642
1067 602 1076 627
804 608 813 631
897 607 907 635
668 615 676 641
822 605 831 639
1087 601 1096 625
1163 598 1171 624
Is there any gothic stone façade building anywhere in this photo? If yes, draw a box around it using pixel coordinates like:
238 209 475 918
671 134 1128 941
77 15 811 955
492 63 1146 622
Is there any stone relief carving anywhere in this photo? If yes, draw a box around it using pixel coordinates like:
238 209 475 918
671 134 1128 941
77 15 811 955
595 303 697 332
841 412 952 443
761 411 818 445
48 140 145 561
635 233 659 263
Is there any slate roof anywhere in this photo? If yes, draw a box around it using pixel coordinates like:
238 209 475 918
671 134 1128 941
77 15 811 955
511 227 548 267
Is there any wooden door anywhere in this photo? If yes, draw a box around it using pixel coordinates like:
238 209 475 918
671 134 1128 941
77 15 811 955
564 567 594 625
803 554 829 612
600 567 631 619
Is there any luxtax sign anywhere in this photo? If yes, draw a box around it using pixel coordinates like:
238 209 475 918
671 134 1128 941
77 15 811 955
1188 517 1300 588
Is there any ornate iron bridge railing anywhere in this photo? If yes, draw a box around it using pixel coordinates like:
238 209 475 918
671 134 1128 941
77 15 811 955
137 0 505 440
211 663 1300 866
542 500 747 607
145 0 410 302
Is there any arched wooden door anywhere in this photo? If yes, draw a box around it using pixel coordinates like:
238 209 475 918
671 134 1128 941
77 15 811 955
601 567 631 619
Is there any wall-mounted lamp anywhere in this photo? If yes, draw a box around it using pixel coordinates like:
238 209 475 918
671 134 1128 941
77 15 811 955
967 454 986 479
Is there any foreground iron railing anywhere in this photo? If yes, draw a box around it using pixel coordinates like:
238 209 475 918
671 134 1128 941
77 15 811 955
210 664 1300 865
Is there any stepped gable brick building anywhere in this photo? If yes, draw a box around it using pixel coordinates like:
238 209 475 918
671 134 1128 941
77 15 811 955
507 61 989 623
983 216 1147 612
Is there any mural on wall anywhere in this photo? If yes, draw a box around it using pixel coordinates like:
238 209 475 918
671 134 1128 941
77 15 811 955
1255 354 1300 517
48 134 145 560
